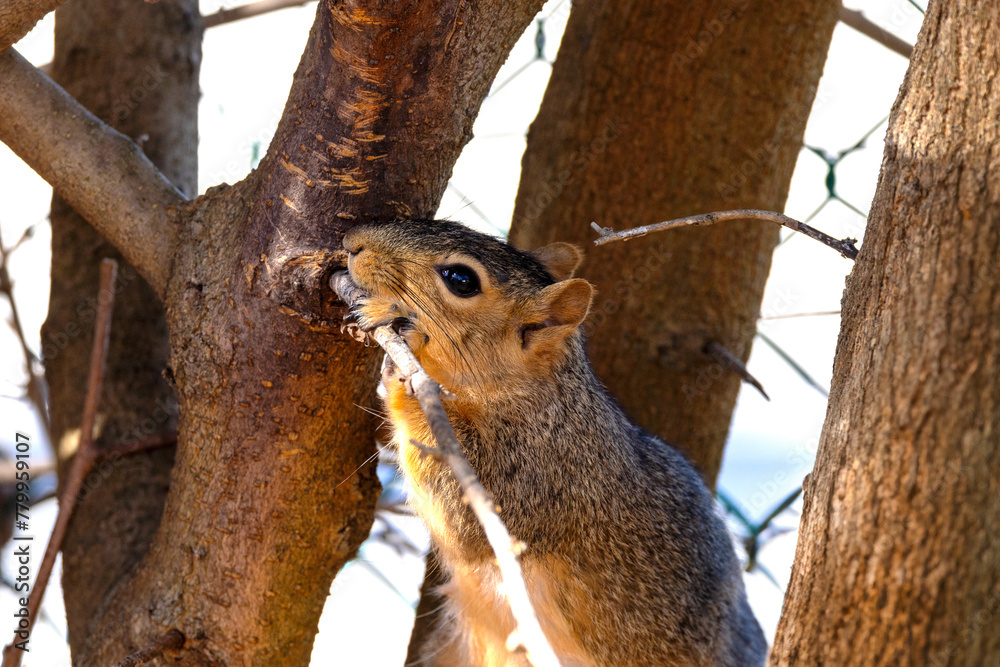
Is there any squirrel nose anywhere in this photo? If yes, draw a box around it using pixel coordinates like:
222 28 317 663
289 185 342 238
342 236 362 255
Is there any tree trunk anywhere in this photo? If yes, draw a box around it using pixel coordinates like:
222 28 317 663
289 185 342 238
43 0 200 655
770 2 1000 665
509 0 840 484
24 1 545 664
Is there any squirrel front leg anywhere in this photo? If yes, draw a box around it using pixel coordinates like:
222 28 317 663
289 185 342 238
349 297 408 332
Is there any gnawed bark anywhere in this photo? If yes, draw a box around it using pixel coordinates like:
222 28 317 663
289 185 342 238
771 2 1000 665
11 0 544 664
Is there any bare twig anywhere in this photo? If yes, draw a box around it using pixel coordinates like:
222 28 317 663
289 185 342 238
330 271 560 667
203 0 313 27
591 209 859 260
111 629 185 667
706 341 769 401
1 259 118 667
0 226 49 437
0 50 184 297
760 310 840 320
34 0 318 74
839 6 913 59
0 0 66 51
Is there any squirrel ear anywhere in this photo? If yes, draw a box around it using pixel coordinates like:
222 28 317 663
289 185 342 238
529 242 585 280
522 279 594 352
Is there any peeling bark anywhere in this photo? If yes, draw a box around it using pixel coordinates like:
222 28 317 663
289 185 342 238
771 2 1000 665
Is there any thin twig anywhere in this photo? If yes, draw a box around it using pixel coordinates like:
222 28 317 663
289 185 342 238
706 341 769 401
34 0 317 74
330 271 560 667
759 310 840 321
838 6 913 59
591 209 859 260
203 0 313 28
1 259 118 667
0 226 50 438
111 629 185 667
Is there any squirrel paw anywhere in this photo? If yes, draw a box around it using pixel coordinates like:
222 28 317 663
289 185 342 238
348 298 409 332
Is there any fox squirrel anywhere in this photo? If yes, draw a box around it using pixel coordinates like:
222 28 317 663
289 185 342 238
342 219 766 667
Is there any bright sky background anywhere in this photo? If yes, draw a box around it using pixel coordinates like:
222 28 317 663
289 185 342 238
0 1 926 664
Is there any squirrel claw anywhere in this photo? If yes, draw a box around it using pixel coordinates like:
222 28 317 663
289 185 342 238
341 321 373 345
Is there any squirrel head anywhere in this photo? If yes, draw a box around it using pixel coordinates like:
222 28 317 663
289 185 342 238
343 219 594 396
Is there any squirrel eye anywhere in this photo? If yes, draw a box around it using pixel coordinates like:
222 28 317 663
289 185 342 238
438 264 481 297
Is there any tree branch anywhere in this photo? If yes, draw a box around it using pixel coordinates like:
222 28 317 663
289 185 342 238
706 341 769 401
0 49 184 297
330 271 560 667
0 0 66 51
203 0 312 27
591 209 859 260
839 6 913 59
2 260 117 667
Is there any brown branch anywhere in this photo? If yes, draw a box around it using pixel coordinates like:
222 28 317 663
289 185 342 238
839 6 913 59
591 209 860 260
0 50 184 298
706 341 769 401
0 0 66 51
1 259 118 667
32 0 317 74
111 629 185 667
203 0 312 27
330 271 561 667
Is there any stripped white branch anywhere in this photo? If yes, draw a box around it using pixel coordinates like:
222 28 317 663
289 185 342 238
330 271 560 667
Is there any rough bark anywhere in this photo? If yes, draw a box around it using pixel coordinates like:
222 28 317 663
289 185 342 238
509 0 840 484
770 2 1000 665
0 0 67 51
17 1 543 665
41 0 200 659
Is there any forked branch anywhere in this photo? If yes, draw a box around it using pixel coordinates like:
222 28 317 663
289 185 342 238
592 209 859 260
0 50 184 297
330 272 560 667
